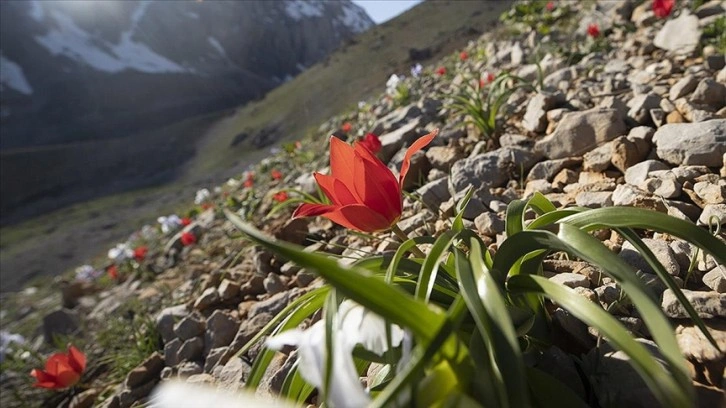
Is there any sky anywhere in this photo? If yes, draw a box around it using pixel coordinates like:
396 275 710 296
352 0 422 24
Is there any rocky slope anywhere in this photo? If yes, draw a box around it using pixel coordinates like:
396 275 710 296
1 1 725 407
0 0 372 222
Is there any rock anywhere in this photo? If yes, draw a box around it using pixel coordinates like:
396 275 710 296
675 320 726 364
177 361 204 377
416 178 451 211
378 120 421 163
204 347 229 373
174 315 205 341
227 312 274 358
263 273 285 295
691 78 726 110
522 92 565 133
654 11 702 55
618 238 680 276
699 204 726 226
627 93 661 125
703 265 726 293
662 289 726 319
575 191 613 208
215 356 251 391
239 275 266 297
549 273 590 289
69 388 99 408
425 146 464 170
474 212 505 236
177 337 204 363
611 184 664 211
193 287 220 311
274 218 309 246
164 338 181 367
43 309 80 344
248 291 290 318
693 180 726 205
674 98 717 122
669 75 699 100
206 310 240 350
450 147 540 192
638 176 681 198
499 134 535 148
527 157 581 181
534 346 586 400
124 352 164 388
535 109 627 159
218 279 240 301
611 136 647 173
295 271 316 287
552 308 594 349
118 379 157 408
624 160 671 186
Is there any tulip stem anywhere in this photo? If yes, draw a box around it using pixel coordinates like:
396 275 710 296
391 225 426 258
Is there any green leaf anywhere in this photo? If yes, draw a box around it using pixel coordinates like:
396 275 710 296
525 367 588 408
505 199 527 238
453 187 475 233
416 231 457 302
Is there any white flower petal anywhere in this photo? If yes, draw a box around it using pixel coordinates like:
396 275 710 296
150 381 294 408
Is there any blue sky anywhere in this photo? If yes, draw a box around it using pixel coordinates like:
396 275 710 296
352 0 422 24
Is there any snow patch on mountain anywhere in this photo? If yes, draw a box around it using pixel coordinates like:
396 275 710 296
339 2 373 33
285 0 324 20
35 5 188 74
28 0 44 23
0 54 33 95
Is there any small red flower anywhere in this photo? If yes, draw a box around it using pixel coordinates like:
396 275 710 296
546 1 555 11
341 122 352 133
31 345 86 389
293 129 438 232
360 133 382 154
587 23 600 38
295 141 302 150
181 217 192 226
273 191 289 202
181 231 196 246
107 264 118 280
133 246 148 262
201 203 214 210
479 72 495 88
243 172 255 188
459 51 468 61
436 67 446 76
652 0 674 18
271 169 283 180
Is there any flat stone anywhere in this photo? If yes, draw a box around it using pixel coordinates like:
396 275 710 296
662 289 726 319
474 212 505 236
218 279 240 301
619 238 680 276
535 109 627 159
669 75 699 100
263 273 285 295
522 92 565 133
575 191 614 208
627 93 662 124
691 78 726 110
675 320 726 363
624 160 671 186
193 287 220 311
527 157 581 181
124 352 164 388
416 178 451 211
177 337 204 363
549 273 590 289
699 204 726 226
174 315 205 341
450 147 540 192
582 142 613 172
425 146 464 170
693 180 726 205
653 120 725 166
248 291 290 318
702 265 726 293
206 310 240 350
164 338 181 367
654 11 702 55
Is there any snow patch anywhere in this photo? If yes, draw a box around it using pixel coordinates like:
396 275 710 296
339 2 373 33
34 2 188 74
207 37 227 57
0 53 33 95
29 0 45 22
184 11 199 19
285 0 324 20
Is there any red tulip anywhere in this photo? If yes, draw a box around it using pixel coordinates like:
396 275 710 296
31 345 86 389
271 169 283 180
459 51 468 61
273 191 289 202
107 264 118 280
652 0 674 18
360 133 382 154
181 217 192 226
243 172 255 188
341 122 352 133
181 232 196 246
133 246 148 262
546 1 555 11
479 72 495 88
436 67 446 76
587 23 600 38
293 129 438 232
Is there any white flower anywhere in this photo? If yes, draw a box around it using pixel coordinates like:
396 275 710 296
358 101 367 109
0 331 25 363
108 243 133 263
386 74 401 96
214 186 222 194
157 215 182 234
410 63 423 78
75 265 102 281
226 178 240 188
140 225 158 240
267 300 403 408
194 188 211 205
150 381 294 408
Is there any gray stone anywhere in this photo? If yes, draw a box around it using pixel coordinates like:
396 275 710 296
527 157 581 181
425 146 464 170
575 191 614 208
523 179 553 198
583 143 613 172
657 123 723 168
662 289 726 319
535 109 627 159
204 347 229 373
619 238 680 276
177 361 203 377
703 265 726 293
215 356 251 391
227 312 274 357
239 275 265 297
193 287 220 311
248 291 290 318
125 352 164 388
698 203 726 226
624 160 670 186
378 120 421 163
675 320 726 364
263 273 285 295
218 279 240 301
174 315 205 341
474 212 505 236
177 336 204 362
691 78 726 109
416 178 451 211
638 177 682 198
43 309 80 344
669 75 699 100
693 180 726 205
206 310 240 350
522 92 565 133
549 273 590 289
164 338 181 367
627 93 662 124
552 308 594 349
450 147 540 192
654 11 702 55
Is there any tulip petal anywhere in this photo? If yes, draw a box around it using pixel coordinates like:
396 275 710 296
30 368 55 386
45 353 70 374
68 345 86 373
314 173 360 206
399 129 438 187
352 154 401 222
331 204 393 232
329 136 357 189
293 203 338 219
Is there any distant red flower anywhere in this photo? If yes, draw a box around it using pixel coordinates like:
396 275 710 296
133 246 148 262
30 345 86 389
271 169 283 180
181 217 192 226
652 0 674 18
479 71 495 88
341 122 352 133
107 265 118 280
181 232 196 246
243 172 255 188
273 191 289 202
459 51 468 61
201 203 214 210
360 133 382 154
587 23 600 38
546 1 555 11
436 67 446 76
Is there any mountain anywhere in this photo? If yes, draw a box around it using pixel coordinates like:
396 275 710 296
0 0 372 222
